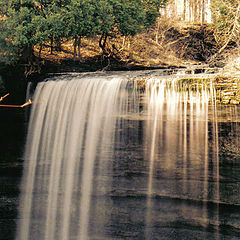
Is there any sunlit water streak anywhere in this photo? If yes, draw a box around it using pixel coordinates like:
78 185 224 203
144 77 220 239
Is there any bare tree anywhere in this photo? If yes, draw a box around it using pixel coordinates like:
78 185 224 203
217 3 240 54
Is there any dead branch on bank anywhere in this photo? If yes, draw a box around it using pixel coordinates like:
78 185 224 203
0 93 9 102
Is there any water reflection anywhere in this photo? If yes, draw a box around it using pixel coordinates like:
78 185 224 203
111 78 240 239
112 119 240 240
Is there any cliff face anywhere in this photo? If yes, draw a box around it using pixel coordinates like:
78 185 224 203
214 56 240 105
222 57 240 76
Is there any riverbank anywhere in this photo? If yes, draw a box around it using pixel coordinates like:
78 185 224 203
0 21 239 104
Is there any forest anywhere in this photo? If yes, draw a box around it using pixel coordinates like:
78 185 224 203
0 0 164 63
0 0 239 97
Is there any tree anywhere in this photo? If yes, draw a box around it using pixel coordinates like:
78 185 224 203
0 0 167 66
96 0 166 55
31 0 69 55
211 0 240 53
0 0 70 63
0 0 9 15
1 1 37 63
66 0 96 59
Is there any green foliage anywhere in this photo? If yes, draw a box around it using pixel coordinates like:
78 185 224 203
96 0 164 37
66 0 97 38
0 0 167 64
0 1 37 63
95 0 115 35
141 0 167 27
142 0 167 9
0 0 10 15
111 0 146 36
0 24 18 64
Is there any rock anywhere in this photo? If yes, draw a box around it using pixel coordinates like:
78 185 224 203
221 57 240 76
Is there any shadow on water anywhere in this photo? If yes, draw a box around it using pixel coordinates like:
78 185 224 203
0 107 26 240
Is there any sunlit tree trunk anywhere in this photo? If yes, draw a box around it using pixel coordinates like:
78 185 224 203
183 0 186 20
73 36 78 60
50 37 53 55
201 0 205 24
38 44 42 58
155 18 160 43
194 0 197 23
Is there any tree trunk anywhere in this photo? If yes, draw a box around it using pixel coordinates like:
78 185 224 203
99 33 108 53
183 0 186 21
201 0 205 24
56 40 61 52
73 36 78 60
122 36 126 49
22 46 38 77
155 18 160 44
50 37 53 55
38 44 42 58
77 37 81 59
21 46 34 62
193 0 197 22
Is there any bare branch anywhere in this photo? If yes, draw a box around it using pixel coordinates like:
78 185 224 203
218 3 240 54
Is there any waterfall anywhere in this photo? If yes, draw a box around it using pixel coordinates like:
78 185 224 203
17 74 133 240
17 72 223 240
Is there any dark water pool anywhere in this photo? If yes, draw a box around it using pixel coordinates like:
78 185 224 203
0 108 25 240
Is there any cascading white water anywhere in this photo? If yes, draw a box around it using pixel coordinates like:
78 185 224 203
144 76 220 239
17 71 223 240
17 74 132 240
